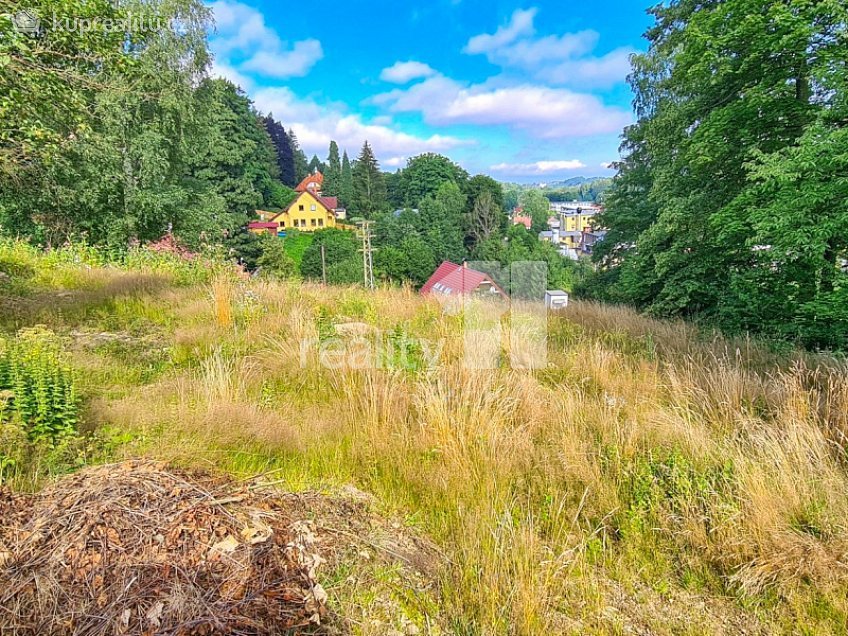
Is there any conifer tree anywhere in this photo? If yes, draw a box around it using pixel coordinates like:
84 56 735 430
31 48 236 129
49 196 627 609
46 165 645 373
351 141 387 218
287 129 309 183
339 150 354 209
324 141 341 196
262 114 296 187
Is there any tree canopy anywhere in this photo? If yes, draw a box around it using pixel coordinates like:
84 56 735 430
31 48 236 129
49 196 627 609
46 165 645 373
589 0 848 349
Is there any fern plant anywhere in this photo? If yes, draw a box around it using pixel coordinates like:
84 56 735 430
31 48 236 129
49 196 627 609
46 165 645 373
0 327 79 444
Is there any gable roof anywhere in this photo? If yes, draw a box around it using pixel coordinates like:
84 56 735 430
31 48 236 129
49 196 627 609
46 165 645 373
269 190 334 223
295 171 324 192
420 261 507 298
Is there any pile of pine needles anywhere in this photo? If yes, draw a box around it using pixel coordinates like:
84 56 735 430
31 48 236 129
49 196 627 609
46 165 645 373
0 461 327 635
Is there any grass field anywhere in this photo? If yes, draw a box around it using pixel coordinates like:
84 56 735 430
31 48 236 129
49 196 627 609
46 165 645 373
2 240 848 634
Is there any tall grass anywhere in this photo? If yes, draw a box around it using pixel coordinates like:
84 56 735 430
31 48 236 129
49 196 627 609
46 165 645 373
4 246 848 632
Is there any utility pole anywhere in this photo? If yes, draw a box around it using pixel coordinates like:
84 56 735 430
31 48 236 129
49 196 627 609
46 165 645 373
320 244 327 286
357 220 375 290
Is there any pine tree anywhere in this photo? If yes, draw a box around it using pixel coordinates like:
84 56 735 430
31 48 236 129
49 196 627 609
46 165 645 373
287 128 309 183
339 150 354 209
308 154 325 174
325 141 341 196
262 114 296 187
351 141 387 218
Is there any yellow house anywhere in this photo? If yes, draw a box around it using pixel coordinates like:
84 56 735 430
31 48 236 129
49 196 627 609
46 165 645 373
249 171 341 235
270 190 337 232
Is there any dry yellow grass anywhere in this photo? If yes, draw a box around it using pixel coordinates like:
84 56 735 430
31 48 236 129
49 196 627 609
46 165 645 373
8 266 848 634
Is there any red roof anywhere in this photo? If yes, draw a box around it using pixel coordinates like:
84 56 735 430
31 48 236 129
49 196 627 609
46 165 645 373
248 221 279 229
320 196 339 209
513 215 532 229
295 171 324 192
420 261 507 298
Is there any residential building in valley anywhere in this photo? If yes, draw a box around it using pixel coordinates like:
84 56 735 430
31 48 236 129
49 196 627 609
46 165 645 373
249 171 345 236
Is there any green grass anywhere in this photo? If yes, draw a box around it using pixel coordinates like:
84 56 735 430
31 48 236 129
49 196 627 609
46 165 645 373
3 240 848 634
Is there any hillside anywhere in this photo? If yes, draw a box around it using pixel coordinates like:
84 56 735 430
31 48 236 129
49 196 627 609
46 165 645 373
2 241 848 634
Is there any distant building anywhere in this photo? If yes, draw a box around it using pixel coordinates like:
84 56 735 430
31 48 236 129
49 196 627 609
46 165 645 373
581 230 607 256
512 206 532 230
249 171 345 236
421 261 508 300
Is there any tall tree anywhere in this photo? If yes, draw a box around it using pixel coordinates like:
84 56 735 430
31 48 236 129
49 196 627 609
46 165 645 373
467 191 501 251
417 181 466 263
324 141 341 196
351 141 387 217
339 150 354 209
0 0 211 244
520 190 550 235
592 0 848 348
399 153 468 207
182 79 279 240
262 115 296 187
287 129 309 183
308 154 325 175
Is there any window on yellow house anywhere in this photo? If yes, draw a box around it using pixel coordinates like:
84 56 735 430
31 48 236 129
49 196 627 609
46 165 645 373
311 204 316 211
311 219 317 227
299 205 304 211
318 219 324 227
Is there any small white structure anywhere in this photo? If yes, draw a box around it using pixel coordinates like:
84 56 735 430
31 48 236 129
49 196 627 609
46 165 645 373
545 290 569 309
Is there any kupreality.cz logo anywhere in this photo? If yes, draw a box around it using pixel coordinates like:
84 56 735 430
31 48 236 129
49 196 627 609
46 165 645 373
11 9 41 36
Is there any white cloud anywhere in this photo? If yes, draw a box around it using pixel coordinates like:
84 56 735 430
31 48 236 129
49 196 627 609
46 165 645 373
210 60 254 91
240 39 323 78
380 61 437 84
464 7 633 87
209 1 323 83
383 156 408 168
373 77 632 139
490 160 587 175
252 87 471 161
464 8 538 55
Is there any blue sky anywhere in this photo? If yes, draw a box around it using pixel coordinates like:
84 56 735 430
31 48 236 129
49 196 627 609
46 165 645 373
206 0 653 182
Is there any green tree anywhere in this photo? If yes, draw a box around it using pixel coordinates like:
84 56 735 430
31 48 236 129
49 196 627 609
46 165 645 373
324 141 341 196
351 141 387 217
519 190 550 235
308 154 326 175
256 235 296 279
288 129 309 183
0 0 212 245
300 228 360 283
417 181 467 264
594 0 847 348
339 150 354 209
400 153 468 206
262 115 296 187
182 79 280 241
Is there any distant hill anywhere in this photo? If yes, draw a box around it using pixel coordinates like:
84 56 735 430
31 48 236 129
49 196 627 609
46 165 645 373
502 176 614 204
544 176 598 188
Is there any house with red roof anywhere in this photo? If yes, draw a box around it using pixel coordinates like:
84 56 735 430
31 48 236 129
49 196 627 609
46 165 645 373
249 170 346 236
420 261 508 300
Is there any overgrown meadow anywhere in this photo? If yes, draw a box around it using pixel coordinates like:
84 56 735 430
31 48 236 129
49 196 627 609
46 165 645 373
2 239 848 635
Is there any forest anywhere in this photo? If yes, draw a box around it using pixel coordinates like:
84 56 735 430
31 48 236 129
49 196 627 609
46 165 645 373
586 0 848 350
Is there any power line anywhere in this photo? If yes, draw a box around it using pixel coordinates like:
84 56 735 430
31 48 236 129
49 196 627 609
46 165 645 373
357 220 375 290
